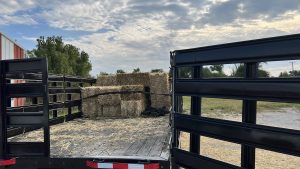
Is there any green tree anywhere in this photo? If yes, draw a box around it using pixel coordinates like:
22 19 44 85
231 64 270 77
151 69 164 73
279 71 289 77
116 69 125 74
133 68 141 73
178 67 192 78
210 64 224 73
279 70 300 77
28 36 92 77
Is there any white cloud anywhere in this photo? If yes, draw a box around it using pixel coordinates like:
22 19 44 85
0 15 37 25
0 0 37 25
2 0 300 75
40 0 128 31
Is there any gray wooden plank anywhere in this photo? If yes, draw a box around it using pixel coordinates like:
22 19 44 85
124 139 146 156
148 136 165 157
160 134 172 160
137 138 157 156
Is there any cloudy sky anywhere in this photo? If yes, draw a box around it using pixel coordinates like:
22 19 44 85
1 0 300 76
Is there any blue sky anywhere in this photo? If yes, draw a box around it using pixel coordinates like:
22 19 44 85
1 0 300 76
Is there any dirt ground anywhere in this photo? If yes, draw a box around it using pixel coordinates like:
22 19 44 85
180 109 300 169
9 115 170 158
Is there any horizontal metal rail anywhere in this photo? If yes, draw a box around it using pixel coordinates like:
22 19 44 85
172 34 300 65
174 79 300 102
174 113 300 156
173 148 244 169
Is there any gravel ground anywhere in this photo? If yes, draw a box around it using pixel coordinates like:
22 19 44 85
180 109 300 169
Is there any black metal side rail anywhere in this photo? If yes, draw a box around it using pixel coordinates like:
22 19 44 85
0 58 50 158
171 34 300 169
5 73 95 138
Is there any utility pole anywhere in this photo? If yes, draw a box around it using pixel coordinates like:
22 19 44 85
290 61 295 71
289 61 296 77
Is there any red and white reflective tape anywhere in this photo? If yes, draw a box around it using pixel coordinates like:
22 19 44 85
0 158 16 166
86 161 159 169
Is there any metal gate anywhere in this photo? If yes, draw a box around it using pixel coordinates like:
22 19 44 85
0 58 49 158
171 34 300 169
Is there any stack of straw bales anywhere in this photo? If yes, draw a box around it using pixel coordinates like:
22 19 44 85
81 85 146 119
96 72 171 110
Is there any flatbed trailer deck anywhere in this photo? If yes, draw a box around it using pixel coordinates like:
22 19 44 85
8 116 170 159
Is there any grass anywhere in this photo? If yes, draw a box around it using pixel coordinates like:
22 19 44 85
182 96 300 115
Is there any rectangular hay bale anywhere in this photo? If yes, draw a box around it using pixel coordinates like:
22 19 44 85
149 73 171 110
96 75 117 86
103 105 121 117
97 94 121 105
120 85 145 101
121 100 146 117
117 73 150 86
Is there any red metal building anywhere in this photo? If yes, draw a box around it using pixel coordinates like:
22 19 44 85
0 32 26 107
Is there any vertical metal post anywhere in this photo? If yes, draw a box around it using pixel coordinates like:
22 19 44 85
241 62 258 169
78 83 83 115
32 97 38 105
172 66 179 148
52 82 57 118
0 61 7 159
67 82 72 115
42 58 50 157
171 51 180 169
190 66 202 154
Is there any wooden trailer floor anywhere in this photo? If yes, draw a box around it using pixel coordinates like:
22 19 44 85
9 115 171 160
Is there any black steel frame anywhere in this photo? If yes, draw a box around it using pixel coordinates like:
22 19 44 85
5 67 96 139
0 58 49 158
171 34 300 169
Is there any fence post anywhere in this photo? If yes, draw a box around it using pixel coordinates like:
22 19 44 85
0 61 7 159
190 66 202 154
67 82 72 115
79 82 83 116
52 82 57 118
241 62 258 169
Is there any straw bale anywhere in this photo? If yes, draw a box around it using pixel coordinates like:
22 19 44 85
96 75 117 86
149 73 171 110
121 93 144 101
121 100 146 117
96 105 103 117
97 94 121 105
117 73 150 86
82 87 97 118
120 85 145 92
120 85 145 101
93 86 122 94
103 105 121 117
